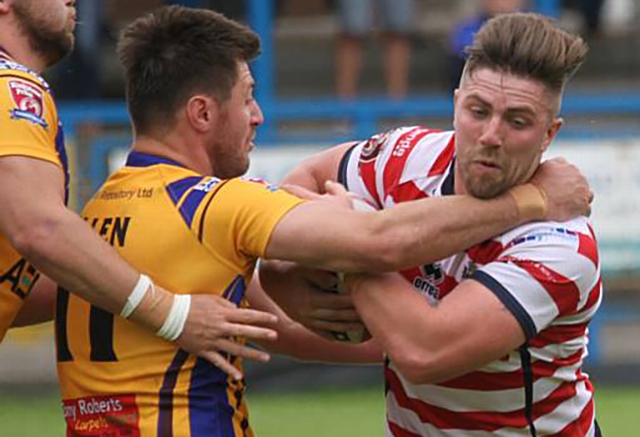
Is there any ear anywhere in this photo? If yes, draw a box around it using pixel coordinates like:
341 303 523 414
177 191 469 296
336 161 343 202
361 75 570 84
541 117 563 153
185 95 218 134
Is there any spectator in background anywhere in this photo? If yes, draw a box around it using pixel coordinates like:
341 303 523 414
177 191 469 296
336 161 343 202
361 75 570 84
564 0 606 37
446 0 526 93
335 0 416 99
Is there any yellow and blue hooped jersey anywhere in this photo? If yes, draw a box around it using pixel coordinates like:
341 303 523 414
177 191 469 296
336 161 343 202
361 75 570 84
0 48 69 341
56 152 303 437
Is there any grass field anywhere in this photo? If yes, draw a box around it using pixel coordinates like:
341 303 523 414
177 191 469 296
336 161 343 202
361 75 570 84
0 386 637 436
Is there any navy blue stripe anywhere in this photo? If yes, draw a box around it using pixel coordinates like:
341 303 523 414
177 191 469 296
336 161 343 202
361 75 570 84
471 270 537 340
157 350 190 437
198 180 231 242
166 176 203 206
222 275 246 306
54 125 70 205
337 145 357 189
126 152 185 168
519 345 538 437
189 357 235 437
440 158 456 196
179 187 209 228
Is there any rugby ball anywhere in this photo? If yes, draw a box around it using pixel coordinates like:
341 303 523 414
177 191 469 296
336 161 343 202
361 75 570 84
328 196 376 343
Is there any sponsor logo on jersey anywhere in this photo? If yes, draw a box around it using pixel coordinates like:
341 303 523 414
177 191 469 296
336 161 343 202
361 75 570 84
462 261 478 279
510 227 578 248
360 131 390 163
194 176 222 193
63 394 141 437
7 79 47 128
391 129 423 158
412 263 444 304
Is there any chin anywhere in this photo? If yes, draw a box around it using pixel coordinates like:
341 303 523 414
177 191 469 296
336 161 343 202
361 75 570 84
466 176 507 199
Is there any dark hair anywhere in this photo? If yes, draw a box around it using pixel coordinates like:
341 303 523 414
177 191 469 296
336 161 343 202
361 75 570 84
117 5 260 134
464 13 587 93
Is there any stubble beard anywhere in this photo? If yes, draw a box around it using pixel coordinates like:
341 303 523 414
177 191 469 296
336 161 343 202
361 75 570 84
460 161 509 200
14 2 74 69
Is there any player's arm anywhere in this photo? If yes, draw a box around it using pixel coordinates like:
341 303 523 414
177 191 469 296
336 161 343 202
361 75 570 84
0 156 278 378
265 177 590 273
259 261 361 334
344 231 600 384
246 274 382 363
11 275 56 327
347 272 524 384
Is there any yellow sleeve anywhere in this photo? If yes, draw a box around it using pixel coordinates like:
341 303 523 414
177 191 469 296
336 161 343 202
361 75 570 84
0 73 61 168
200 178 305 260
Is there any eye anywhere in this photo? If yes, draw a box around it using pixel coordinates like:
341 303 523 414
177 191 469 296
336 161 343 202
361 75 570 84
510 117 530 129
469 106 488 118
245 92 256 104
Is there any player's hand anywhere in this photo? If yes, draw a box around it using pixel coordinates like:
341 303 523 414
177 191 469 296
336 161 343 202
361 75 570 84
259 261 365 337
176 294 278 380
281 181 354 210
531 157 593 221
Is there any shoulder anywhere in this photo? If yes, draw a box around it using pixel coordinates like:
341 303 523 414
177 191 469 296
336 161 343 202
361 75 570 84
500 217 597 255
0 59 52 93
492 216 600 284
350 126 454 174
0 60 56 128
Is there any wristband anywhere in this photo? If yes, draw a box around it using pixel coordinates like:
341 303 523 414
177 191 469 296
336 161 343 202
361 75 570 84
121 274 154 319
156 294 191 342
509 184 548 221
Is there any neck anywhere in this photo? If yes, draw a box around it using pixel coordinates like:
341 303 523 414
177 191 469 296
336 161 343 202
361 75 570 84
132 132 214 176
0 28 46 72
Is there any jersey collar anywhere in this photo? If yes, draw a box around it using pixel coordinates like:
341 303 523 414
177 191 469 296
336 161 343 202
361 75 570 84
126 152 185 168
441 157 456 196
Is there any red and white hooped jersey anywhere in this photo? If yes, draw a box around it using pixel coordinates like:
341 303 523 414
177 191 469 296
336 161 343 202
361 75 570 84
339 126 602 437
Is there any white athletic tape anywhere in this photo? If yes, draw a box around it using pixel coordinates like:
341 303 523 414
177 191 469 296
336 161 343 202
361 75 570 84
156 294 191 342
120 274 153 319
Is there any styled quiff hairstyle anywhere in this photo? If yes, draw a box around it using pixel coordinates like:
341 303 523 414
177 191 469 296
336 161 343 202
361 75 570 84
463 13 587 94
118 6 260 134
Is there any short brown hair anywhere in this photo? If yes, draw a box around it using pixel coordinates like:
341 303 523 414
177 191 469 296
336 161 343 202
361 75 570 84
463 13 587 93
118 5 260 134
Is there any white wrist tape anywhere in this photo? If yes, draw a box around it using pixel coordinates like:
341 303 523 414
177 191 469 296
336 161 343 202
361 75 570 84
121 274 154 319
157 294 191 342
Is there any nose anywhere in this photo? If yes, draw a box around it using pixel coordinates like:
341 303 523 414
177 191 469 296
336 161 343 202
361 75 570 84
478 115 503 148
251 99 264 127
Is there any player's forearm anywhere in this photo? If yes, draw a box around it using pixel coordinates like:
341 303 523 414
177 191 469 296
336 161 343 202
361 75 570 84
366 191 532 271
248 274 381 363
12 206 139 314
348 272 525 385
266 317 382 363
348 273 454 383
13 207 176 332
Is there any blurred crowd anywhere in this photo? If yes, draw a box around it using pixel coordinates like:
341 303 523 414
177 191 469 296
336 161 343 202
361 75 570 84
51 0 638 100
